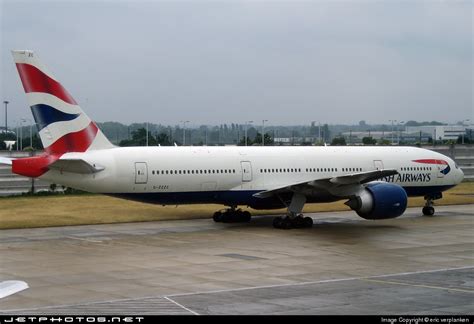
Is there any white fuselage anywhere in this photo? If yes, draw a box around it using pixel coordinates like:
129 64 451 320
38 146 464 209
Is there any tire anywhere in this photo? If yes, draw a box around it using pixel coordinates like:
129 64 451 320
213 212 222 222
303 217 313 228
422 206 435 216
242 211 251 222
273 217 283 229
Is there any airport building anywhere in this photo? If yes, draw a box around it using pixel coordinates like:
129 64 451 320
406 125 469 142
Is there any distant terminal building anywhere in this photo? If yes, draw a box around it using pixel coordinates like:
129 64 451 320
406 125 468 141
339 125 470 144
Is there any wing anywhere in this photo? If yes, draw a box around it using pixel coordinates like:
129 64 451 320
48 158 105 174
0 280 29 299
253 169 398 199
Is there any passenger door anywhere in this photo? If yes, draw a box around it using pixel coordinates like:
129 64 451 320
373 160 384 171
241 161 252 182
135 162 148 184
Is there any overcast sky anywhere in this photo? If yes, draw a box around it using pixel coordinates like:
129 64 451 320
1 0 472 127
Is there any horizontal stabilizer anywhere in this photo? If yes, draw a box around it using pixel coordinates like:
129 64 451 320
48 158 105 174
0 157 13 165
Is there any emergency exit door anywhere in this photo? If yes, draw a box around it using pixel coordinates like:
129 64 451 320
135 162 148 184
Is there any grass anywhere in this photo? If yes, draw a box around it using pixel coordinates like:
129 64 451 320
1 182 473 229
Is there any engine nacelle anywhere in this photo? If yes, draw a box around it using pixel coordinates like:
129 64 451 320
346 182 408 220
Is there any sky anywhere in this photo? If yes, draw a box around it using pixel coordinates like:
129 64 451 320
1 0 472 127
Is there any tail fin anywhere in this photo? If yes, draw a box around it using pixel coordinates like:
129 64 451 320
12 50 114 155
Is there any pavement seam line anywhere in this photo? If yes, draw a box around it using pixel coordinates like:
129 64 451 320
358 278 474 294
166 265 474 298
163 296 200 315
2 265 473 312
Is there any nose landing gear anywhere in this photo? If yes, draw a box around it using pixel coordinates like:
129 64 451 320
423 192 442 216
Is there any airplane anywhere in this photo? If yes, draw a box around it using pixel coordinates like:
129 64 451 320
1 50 464 229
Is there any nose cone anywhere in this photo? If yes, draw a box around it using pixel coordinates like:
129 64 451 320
457 167 465 184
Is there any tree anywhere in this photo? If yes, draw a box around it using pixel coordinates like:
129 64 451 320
239 132 274 146
253 132 274 145
331 137 346 146
378 138 391 146
362 137 377 145
119 128 157 146
156 132 172 146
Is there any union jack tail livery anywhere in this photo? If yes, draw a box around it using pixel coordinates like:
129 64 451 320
12 50 113 154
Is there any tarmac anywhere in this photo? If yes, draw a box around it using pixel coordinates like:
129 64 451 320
0 204 473 315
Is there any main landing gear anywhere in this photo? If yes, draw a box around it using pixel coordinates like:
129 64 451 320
213 207 251 223
272 192 313 229
273 214 313 229
422 193 442 216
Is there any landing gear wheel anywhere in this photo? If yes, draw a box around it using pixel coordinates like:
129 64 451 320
422 206 435 216
242 211 251 222
213 211 223 222
213 208 251 223
303 217 313 228
273 217 283 229
280 218 292 230
272 216 313 229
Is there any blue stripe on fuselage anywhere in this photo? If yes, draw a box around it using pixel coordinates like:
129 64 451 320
108 185 455 209
30 104 80 131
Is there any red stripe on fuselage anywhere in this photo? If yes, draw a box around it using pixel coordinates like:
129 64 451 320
12 122 98 178
413 159 448 165
15 63 78 105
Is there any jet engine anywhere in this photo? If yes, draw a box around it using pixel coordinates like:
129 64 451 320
345 182 408 220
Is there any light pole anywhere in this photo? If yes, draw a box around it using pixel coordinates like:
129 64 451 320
245 120 253 146
146 122 149 146
462 119 470 144
180 120 189 145
318 122 321 144
15 122 19 151
262 120 268 146
28 120 34 148
3 101 8 134
398 121 405 145
389 119 397 145
20 118 28 151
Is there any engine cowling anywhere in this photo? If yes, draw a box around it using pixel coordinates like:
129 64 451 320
346 182 408 220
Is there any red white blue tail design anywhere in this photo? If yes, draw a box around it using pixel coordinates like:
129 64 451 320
12 50 113 155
